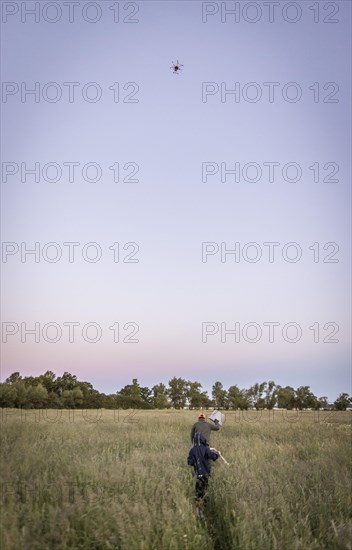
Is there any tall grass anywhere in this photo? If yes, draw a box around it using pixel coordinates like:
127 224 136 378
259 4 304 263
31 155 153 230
1 409 351 549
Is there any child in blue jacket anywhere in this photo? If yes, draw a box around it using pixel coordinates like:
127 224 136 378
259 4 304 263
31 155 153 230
187 431 219 508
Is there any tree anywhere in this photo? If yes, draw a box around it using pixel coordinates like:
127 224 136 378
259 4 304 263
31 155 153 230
77 381 94 396
212 381 227 409
295 386 318 410
13 381 27 408
0 384 17 407
26 384 48 408
187 381 209 409
84 389 104 408
120 379 141 399
55 372 78 394
152 383 169 409
140 386 153 406
101 393 119 409
47 391 62 408
72 388 84 407
200 393 213 409
119 379 142 403
60 388 84 408
117 386 138 408
227 385 243 409
22 376 38 387
277 386 296 409
264 381 278 409
334 393 351 411
2 370 350 413
248 382 266 409
168 377 188 409
38 371 56 393
117 379 153 409
5 372 22 385
318 396 329 409
62 390 75 408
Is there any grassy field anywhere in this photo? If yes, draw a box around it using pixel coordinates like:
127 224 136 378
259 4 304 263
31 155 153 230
0 408 351 550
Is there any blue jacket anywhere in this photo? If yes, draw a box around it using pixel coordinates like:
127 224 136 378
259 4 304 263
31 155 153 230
187 432 219 477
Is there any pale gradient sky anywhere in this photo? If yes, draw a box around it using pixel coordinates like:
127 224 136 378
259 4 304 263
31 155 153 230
1 1 351 401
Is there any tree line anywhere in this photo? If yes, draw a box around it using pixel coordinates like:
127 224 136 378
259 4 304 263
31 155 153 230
0 371 351 411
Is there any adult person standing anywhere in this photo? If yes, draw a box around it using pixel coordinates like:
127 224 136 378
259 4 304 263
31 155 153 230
190 412 220 445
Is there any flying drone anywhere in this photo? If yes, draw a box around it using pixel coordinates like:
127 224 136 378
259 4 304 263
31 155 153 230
170 60 184 74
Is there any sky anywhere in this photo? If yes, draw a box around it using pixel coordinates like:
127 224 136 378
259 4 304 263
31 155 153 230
1 0 351 401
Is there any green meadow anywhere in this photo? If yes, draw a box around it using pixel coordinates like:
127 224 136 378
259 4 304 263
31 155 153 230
1 409 351 550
